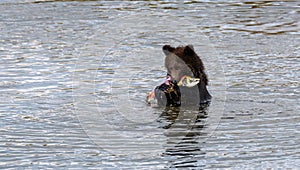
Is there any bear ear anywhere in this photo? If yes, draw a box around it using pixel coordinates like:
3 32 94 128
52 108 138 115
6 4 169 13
162 45 170 51
162 45 175 55
184 45 195 56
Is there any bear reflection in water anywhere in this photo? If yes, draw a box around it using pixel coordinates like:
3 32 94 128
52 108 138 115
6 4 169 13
158 103 209 168
147 44 212 108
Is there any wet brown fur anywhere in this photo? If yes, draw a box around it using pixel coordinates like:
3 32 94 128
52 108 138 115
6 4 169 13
163 45 208 85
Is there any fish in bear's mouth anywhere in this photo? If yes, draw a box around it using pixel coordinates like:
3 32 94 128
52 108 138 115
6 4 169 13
146 75 200 106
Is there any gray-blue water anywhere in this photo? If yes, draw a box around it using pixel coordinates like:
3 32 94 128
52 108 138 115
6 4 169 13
0 0 299 169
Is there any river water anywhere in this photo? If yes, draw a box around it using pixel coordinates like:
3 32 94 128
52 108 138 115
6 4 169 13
0 0 299 169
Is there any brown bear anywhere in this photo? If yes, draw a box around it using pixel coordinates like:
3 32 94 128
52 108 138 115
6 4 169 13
148 44 211 107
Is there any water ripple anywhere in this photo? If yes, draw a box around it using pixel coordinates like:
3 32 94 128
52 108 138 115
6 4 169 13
0 0 299 169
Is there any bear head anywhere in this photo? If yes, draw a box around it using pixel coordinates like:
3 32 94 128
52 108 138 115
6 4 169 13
162 44 208 85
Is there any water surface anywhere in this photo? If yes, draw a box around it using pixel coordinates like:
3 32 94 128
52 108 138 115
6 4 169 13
0 0 299 169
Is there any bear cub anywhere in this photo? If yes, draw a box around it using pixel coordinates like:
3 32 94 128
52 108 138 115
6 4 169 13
148 44 212 107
